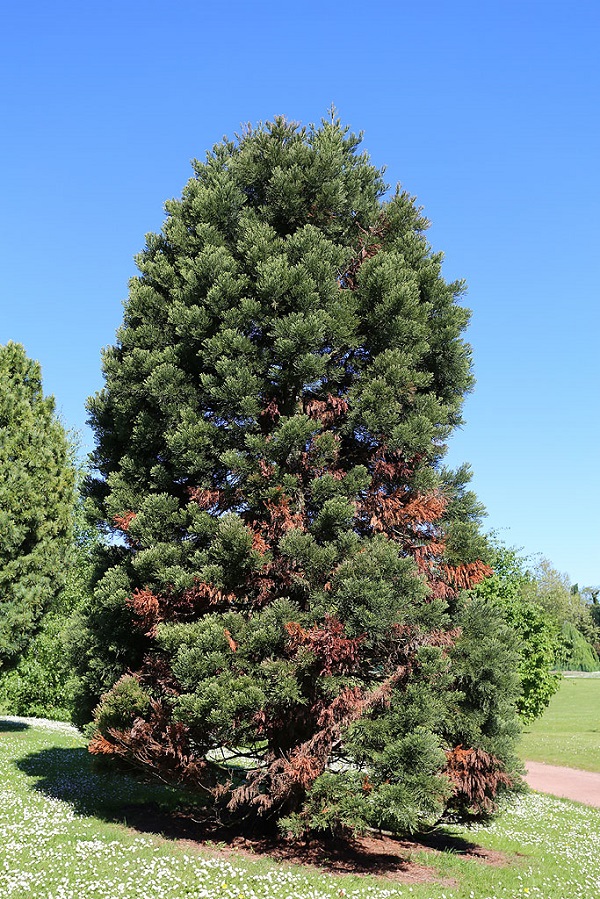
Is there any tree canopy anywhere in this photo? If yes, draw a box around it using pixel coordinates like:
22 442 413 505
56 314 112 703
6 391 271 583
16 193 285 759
78 116 522 837
473 544 562 721
0 463 100 719
0 342 75 665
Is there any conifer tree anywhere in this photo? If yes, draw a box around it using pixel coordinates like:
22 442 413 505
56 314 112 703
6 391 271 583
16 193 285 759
0 342 74 665
0 470 99 720
81 116 521 836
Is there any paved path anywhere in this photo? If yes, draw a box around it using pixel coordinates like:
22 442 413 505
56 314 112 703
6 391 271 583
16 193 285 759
525 760 600 807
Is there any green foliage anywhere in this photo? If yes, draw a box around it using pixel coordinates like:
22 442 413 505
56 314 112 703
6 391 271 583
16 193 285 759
439 464 492 566
555 622 600 672
66 562 147 727
0 614 78 720
532 561 598 645
93 674 152 733
78 115 521 837
580 587 600 643
0 469 101 720
581 585 600 607
475 544 600 723
473 544 561 723
0 342 75 666
447 595 521 757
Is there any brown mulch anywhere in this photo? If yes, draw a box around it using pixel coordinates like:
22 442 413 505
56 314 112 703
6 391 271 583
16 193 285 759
116 803 511 885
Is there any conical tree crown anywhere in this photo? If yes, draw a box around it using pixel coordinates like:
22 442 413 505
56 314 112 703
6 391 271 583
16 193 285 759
0 342 74 663
82 117 519 836
89 117 471 502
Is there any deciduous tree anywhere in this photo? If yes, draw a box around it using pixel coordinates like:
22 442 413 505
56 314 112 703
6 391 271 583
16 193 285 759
473 544 561 721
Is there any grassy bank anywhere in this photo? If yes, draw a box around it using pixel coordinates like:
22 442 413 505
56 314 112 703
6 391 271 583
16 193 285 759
1 717 600 898
519 674 600 772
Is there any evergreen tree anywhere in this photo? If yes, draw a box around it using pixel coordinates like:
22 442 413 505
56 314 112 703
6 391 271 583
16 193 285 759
0 467 99 720
0 342 75 666
81 116 521 836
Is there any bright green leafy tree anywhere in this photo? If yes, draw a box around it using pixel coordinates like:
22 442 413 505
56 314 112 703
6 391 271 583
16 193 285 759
473 544 561 722
77 116 522 837
0 342 75 666
532 561 599 663
581 586 600 644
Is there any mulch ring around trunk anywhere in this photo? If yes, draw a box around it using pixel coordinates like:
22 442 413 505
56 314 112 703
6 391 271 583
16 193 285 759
117 803 512 885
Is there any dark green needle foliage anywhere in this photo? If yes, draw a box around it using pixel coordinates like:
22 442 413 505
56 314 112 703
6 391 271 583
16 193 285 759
79 116 522 837
0 342 75 666
0 474 100 720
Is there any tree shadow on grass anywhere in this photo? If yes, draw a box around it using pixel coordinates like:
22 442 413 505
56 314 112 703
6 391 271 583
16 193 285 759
16 745 185 821
15 745 508 882
0 719 30 732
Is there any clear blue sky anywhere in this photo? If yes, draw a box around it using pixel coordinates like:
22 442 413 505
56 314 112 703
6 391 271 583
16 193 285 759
1 1 598 585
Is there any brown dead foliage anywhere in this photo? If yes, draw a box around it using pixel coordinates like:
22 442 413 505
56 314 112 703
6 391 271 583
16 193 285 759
445 746 514 815
89 699 209 790
285 616 365 676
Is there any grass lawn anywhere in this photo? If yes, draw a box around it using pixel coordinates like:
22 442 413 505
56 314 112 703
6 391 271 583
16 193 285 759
1 717 600 898
519 674 600 772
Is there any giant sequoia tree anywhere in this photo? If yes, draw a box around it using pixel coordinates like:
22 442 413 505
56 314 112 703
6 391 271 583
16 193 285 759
0 342 74 665
81 117 521 836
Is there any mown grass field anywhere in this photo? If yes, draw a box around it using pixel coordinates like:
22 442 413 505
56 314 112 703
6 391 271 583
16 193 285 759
1 717 600 899
519 674 600 772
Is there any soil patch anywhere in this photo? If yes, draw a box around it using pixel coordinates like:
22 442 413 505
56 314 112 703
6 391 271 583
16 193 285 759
117 803 509 884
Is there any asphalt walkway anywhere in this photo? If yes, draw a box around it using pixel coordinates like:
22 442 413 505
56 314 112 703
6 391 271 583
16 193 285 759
525 760 600 807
